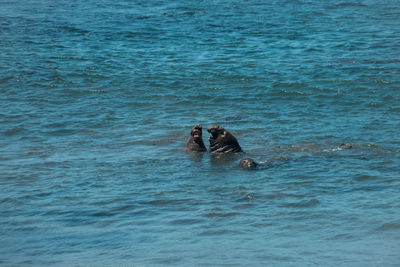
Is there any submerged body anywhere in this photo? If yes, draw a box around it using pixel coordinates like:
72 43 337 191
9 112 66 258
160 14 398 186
207 125 242 154
185 124 207 152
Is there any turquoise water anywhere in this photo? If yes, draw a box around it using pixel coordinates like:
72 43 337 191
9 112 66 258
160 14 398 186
1 0 400 266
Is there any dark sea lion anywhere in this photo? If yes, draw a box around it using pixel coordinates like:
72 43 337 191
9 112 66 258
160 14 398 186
240 156 290 170
239 158 258 169
185 124 207 152
207 125 243 154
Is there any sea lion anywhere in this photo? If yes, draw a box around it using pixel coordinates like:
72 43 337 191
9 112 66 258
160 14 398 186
339 143 353 149
207 125 243 154
239 158 258 169
185 124 207 152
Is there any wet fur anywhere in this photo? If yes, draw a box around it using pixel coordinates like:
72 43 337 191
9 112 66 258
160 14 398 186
185 125 207 152
207 125 242 154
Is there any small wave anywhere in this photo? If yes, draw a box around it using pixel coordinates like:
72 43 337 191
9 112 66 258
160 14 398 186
152 256 182 265
198 229 243 236
113 204 136 212
203 212 241 218
90 211 116 217
325 233 356 241
354 174 378 182
0 197 23 205
168 218 204 225
324 2 368 10
42 128 77 136
376 221 400 231
281 199 320 208
142 199 192 206
58 25 90 36
4 127 27 136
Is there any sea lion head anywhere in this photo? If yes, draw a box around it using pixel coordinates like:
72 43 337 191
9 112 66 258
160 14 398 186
207 125 226 141
185 124 207 152
191 124 203 139
239 158 258 169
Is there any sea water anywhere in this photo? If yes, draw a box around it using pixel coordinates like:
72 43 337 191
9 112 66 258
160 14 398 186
1 0 399 266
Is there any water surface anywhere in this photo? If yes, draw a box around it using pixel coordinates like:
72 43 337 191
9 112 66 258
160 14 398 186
1 0 400 266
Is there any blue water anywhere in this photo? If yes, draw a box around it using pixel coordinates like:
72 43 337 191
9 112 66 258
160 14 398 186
1 0 400 266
